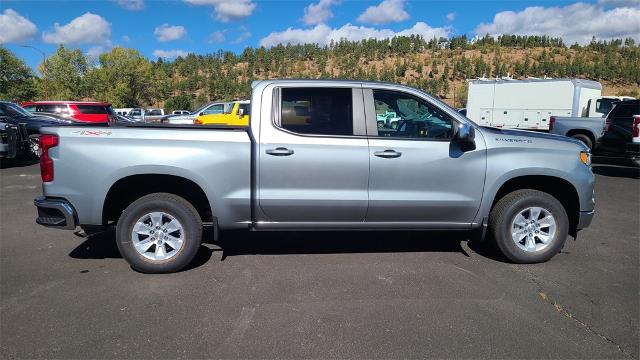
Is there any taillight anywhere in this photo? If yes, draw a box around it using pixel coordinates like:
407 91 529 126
549 116 556 131
632 115 640 138
604 117 612 132
39 134 58 182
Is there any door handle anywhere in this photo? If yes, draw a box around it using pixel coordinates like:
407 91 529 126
266 147 294 156
374 149 402 158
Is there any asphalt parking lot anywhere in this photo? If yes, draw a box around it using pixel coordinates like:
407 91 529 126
1 161 638 359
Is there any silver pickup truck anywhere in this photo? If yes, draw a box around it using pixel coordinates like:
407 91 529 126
34 80 596 273
549 115 605 150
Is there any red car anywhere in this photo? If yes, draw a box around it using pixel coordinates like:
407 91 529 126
21 101 115 123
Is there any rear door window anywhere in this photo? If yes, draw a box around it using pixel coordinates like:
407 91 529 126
279 87 353 136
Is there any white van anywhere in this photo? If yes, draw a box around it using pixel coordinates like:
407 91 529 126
466 78 604 131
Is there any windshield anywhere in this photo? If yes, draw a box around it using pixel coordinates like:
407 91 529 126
193 102 216 115
0 102 33 118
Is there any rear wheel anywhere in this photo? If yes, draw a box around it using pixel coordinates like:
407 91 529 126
489 189 568 263
571 133 593 150
116 193 202 273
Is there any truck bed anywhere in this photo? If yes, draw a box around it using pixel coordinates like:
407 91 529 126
39 124 253 228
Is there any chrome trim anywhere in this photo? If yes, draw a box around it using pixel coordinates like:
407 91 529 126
34 196 77 230
577 210 595 230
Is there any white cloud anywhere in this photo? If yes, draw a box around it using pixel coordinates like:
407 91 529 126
43 12 112 45
357 0 409 25
260 21 450 47
0 9 37 44
122 35 131 42
302 0 339 25
597 0 640 8
154 24 187 42
475 2 640 45
116 0 144 11
446 12 456 23
152 49 190 59
209 30 225 43
183 0 256 22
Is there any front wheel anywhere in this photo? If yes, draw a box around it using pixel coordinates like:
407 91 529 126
489 189 569 263
116 193 202 273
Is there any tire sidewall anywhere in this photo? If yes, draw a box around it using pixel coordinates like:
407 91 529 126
572 134 592 150
494 192 568 263
116 195 201 273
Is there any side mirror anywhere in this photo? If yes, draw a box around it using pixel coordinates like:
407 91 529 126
199 112 204 116
237 108 245 117
454 122 476 151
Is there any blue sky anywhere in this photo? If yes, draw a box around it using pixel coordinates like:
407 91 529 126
1 0 639 71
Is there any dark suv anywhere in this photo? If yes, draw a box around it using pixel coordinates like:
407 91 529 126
599 99 640 159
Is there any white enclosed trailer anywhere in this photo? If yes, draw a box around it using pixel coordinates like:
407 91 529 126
466 78 602 131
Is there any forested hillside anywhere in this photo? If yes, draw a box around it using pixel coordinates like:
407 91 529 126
2 35 639 110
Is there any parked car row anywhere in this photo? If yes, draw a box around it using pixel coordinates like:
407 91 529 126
161 100 250 126
465 78 633 131
1 101 80 159
548 99 639 163
22 101 116 123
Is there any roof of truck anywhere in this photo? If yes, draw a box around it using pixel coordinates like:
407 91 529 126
251 79 424 89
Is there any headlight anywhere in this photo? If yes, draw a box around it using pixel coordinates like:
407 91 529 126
580 151 591 166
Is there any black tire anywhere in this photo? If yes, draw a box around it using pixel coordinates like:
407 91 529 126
116 193 202 273
571 133 593 150
489 189 569 263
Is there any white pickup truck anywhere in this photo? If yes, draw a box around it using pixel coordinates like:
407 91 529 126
34 80 595 273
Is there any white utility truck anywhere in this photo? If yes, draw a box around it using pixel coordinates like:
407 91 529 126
466 78 608 131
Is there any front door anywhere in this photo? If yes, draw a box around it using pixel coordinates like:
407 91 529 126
364 88 486 226
258 86 370 223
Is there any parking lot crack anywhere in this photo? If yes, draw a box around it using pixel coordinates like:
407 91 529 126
537 290 635 359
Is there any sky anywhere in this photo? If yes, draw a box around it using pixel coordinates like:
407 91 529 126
1 0 639 71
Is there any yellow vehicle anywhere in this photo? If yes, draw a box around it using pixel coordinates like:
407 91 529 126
195 101 250 126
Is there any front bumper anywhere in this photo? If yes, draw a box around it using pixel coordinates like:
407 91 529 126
34 196 77 230
577 210 595 230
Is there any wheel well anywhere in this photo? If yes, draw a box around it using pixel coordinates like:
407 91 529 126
103 174 212 225
491 175 580 235
566 129 595 145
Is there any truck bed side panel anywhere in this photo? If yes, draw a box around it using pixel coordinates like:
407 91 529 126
40 126 251 228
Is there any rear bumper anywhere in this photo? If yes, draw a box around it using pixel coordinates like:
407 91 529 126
34 196 77 230
577 210 595 230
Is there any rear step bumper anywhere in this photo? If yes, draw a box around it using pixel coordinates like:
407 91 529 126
34 196 77 230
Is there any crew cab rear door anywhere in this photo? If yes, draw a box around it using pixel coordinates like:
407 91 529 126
363 86 486 227
257 84 370 224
